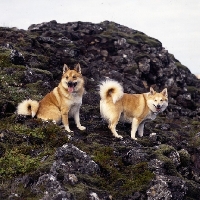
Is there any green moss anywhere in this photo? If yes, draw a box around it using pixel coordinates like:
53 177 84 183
0 48 12 67
137 137 156 147
0 149 40 178
175 61 190 71
156 144 175 156
73 143 154 199
0 64 28 104
65 183 89 200
154 144 178 175
188 135 200 149
0 49 54 103
132 33 161 47
0 116 68 180
31 67 53 77
178 149 190 167
121 162 154 193
187 86 200 93
25 80 48 98
190 121 200 125
98 22 161 48
127 38 139 45
124 63 138 75
135 52 150 61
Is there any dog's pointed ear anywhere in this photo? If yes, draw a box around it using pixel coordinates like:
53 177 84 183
161 88 168 97
74 63 81 74
149 87 155 95
63 64 70 74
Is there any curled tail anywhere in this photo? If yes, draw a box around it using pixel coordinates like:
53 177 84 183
99 80 124 103
17 99 39 118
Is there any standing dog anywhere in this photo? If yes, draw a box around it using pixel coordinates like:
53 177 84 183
100 80 168 140
17 63 86 132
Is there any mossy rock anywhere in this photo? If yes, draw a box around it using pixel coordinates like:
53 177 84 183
154 144 178 175
175 61 190 72
0 49 12 67
0 116 69 180
73 143 154 199
178 149 190 167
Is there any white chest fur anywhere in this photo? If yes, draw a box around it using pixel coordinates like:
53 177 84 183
68 94 82 117
142 111 157 123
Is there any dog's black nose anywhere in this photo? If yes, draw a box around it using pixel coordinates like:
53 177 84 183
68 81 73 87
68 81 77 87
157 105 161 109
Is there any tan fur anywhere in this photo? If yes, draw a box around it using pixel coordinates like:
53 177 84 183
17 63 86 132
100 80 168 140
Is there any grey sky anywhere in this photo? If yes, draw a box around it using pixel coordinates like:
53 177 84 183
0 0 200 74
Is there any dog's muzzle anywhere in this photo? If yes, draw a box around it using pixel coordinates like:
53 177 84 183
67 81 77 88
153 104 162 112
67 81 77 93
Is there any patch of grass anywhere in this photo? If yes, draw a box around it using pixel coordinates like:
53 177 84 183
154 144 178 175
134 53 150 62
74 144 154 199
178 149 190 167
0 116 68 180
188 134 200 149
0 149 40 178
190 121 200 126
132 33 161 47
175 61 190 72
187 86 200 93
0 48 12 67
65 183 89 200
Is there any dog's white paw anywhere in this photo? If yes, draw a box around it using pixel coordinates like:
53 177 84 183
65 126 73 133
78 125 86 131
115 134 123 139
131 137 138 140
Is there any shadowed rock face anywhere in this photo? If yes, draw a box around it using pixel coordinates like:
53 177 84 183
0 20 200 199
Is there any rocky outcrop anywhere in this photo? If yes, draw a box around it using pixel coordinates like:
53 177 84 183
0 20 200 199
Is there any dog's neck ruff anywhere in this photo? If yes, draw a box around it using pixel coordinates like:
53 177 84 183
151 110 159 115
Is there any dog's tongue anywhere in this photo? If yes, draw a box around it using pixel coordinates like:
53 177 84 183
68 87 74 93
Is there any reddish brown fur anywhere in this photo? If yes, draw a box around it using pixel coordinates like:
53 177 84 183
17 64 86 132
100 80 168 139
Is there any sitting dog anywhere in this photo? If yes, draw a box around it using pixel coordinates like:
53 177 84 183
17 63 86 132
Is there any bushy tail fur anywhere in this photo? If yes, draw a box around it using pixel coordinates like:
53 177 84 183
99 80 124 103
17 99 39 118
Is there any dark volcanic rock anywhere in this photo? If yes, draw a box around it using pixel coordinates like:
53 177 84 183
0 20 200 199
31 144 100 199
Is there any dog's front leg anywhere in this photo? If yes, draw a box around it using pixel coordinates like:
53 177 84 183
137 122 145 137
131 118 140 140
74 108 86 131
61 109 72 132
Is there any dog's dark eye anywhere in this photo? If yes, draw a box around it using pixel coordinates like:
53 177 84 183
66 76 68 79
73 76 77 79
160 99 163 102
155 99 157 102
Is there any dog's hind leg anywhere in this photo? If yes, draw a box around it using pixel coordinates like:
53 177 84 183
109 117 123 139
137 122 145 137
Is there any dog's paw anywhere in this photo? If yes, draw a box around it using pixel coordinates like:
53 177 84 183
131 137 138 140
78 125 86 131
115 134 123 139
65 126 73 133
66 130 74 133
